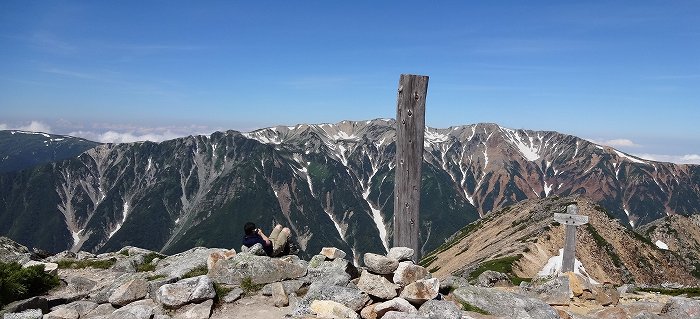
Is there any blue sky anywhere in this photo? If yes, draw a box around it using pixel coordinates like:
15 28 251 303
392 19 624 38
1 1 698 163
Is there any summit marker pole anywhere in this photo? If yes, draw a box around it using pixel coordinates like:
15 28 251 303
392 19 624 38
393 74 428 261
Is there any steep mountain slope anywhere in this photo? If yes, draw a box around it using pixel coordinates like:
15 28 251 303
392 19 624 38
0 130 100 173
638 214 700 272
422 195 699 286
0 120 698 262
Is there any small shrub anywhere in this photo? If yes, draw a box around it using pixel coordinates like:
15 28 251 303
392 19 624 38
0 262 60 307
136 252 165 272
638 287 700 298
57 258 116 270
146 274 166 281
119 249 130 256
459 301 490 315
240 277 263 295
214 283 233 303
182 265 208 279
468 255 522 281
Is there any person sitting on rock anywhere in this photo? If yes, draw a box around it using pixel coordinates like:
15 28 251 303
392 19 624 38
242 222 291 257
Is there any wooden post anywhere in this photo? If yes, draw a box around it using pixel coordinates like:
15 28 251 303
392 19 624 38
553 204 589 273
393 74 429 260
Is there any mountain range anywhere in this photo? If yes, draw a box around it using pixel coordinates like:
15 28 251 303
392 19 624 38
0 119 698 263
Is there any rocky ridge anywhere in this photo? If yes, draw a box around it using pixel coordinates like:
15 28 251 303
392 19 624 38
2 237 700 319
422 195 700 287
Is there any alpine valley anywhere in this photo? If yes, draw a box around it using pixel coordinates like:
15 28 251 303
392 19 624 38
1 120 699 264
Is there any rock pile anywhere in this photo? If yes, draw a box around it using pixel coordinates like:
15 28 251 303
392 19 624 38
2 236 700 319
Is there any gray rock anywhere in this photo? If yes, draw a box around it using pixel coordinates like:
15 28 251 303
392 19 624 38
173 299 213 319
661 297 700 319
320 247 347 260
43 308 79 319
112 254 145 273
221 287 244 303
0 297 48 315
147 277 179 300
618 283 637 294
303 266 351 287
454 285 560 319
67 276 97 294
155 247 220 279
89 273 141 304
154 315 172 319
271 282 289 307
523 275 572 305
364 253 399 275
394 262 431 287
0 236 31 264
417 299 461 319
399 278 440 305
632 310 663 319
2 309 43 319
476 270 511 288
388 247 415 262
374 298 418 317
310 300 360 319
84 303 116 318
241 243 266 256
308 254 327 268
438 276 469 293
209 252 307 285
262 280 305 296
157 275 215 309
381 311 428 319
108 278 149 306
110 299 160 319
357 271 399 300
53 300 98 317
293 282 370 316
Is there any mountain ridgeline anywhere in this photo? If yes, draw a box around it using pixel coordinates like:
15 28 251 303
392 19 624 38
0 120 698 262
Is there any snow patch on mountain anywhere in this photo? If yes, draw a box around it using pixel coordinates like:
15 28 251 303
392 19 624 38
109 202 130 239
502 128 540 161
614 150 647 164
538 249 599 284
655 240 668 250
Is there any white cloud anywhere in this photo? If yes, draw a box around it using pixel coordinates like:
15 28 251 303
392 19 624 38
587 138 640 148
68 130 186 144
0 121 53 133
634 153 700 165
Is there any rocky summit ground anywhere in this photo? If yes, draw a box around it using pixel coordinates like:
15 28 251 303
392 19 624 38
2 237 700 319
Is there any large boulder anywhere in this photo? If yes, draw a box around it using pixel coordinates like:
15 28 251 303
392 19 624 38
522 275 572 305
206 249 236 271
1 309 43 319
0 297 48 315
393 262 431 287
208 252 306 285
157 275 216 309
155 247 221 279
387 247 415 262
453 285 560 319
173 299 213 319
53 301 98 318
399 278 440 305
374 297 418 317
43 308 79 319
271 282 289 307
357 271 400 300
261 280 305 296
293 283 370 316
311 300 360 319
321 247 347 260
110 299 161 319
84 303 116 318
108 278 149 306
0 237 31 264
417 299 461 319
661 297 700 318
364 253 399 275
